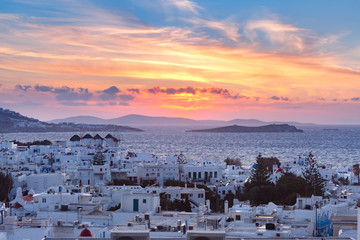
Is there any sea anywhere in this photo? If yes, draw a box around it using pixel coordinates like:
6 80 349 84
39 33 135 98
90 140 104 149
1 125 360 168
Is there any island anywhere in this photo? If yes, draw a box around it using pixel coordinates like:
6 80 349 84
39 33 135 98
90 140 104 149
187 124 304 133
0 108 143 133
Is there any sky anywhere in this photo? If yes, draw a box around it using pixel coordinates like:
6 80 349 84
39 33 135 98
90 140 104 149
0 0 360 124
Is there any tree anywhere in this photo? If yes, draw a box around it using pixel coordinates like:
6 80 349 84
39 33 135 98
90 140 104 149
302 153 326 196
245 154 272 189
275 173 309 205
13 139 52 147
247 185 276 206
159 194 192 212
256 155 280 172
353 164 360 185
109 179 137 186
244 155 274 205
108 203 121 211
224 192 235 208
338 177 349 185
224 157 242 167
184 199 192 212
0 172 13 202
164 180 185 187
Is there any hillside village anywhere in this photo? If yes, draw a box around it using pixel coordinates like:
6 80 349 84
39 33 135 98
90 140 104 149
0 134 359 240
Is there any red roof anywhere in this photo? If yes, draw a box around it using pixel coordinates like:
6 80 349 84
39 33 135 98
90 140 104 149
275 168 285 173
21 194 34 202
11 202 23 209
79 228 94 237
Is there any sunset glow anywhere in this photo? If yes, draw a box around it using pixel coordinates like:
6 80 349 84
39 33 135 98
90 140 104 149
1 0 360 124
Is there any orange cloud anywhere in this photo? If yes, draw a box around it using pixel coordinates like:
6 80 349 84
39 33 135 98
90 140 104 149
0 3 359 123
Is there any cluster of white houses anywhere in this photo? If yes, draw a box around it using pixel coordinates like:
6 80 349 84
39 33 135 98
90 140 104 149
0 134 359 240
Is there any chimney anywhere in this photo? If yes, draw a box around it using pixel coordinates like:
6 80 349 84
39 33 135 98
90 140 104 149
206 199 210 211
224 200 229 214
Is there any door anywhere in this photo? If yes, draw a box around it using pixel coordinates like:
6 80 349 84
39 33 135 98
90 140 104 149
133 199 139 212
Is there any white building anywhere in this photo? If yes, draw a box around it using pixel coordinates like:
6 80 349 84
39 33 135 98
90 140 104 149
137 162 179 186
182 160 222 184
104 134 119 148
27 173 65 193
81 134 94 147
120 190 160 213
217 182 237 199
161 186 205 210
69 135 81 147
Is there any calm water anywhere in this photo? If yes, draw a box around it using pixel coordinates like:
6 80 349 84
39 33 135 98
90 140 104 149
1 126 360 168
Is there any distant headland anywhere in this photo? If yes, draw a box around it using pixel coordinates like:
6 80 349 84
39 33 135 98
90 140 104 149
0 108 143 133
187 124 304 133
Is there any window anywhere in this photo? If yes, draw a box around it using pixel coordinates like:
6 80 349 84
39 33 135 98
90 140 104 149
181 193 187 199
236 215 241 220
198 193 204 198
209 172 213 178
143 199 147 203
146 173 149 177
193 172 196 179
188 172 191 179
100 168 103 172
222 190 225 195
157 173 160 177
42 198 46 203
198 172 202 179
214 172 218 178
